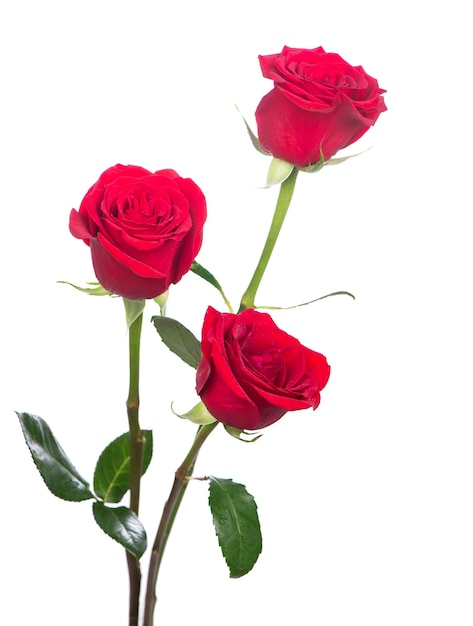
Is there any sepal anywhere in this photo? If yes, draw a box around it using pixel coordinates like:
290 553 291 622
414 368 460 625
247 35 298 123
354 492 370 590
257 290 355 311
154 290 169 316
299 147 326 173
172 401 217 425
299 146 370 173
235 105 270 156
264 158 294 187
123 298 146 328
224 424 262 442
57 280 113 296
326 146 371 166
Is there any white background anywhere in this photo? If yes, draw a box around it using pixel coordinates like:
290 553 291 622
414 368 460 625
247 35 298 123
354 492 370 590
1 1 472 624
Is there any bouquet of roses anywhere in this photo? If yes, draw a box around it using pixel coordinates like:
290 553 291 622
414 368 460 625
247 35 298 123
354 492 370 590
15 46 386 625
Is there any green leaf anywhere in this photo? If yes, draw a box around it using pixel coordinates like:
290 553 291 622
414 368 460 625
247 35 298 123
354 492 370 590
57 281 113 296
265 158 294 187
92 502 147 559
190 261 233 312
93 430 153 503
152 316 201 368
16 412 94 502
208 476 262 578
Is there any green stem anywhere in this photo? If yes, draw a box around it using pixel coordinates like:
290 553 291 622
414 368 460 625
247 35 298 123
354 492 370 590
238 167 299 312
143 421 219 626
126 312 144 626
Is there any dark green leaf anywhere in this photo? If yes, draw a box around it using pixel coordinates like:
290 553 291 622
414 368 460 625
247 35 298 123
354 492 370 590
16 412 94 502
151 316 201 368
92 502 147 559
93 430 153 503
208 476 262 578
190 262 233 311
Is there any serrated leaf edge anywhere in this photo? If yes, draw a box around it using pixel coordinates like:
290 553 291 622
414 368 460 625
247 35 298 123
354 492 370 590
94 430 153 504
152 316 201 368
16 411 93 502
209 476 262 578
92 502 147 559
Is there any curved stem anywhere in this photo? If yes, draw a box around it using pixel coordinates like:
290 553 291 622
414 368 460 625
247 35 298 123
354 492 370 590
143 421 219 626
126 312 144 626
238 168 299 312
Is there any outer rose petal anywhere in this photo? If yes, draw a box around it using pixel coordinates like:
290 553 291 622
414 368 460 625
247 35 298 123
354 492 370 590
90 238 169 300
256 87 374 167
69 209 92 242
168 176 207 282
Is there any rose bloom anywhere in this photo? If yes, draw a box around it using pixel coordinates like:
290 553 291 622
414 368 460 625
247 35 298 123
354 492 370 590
69 164 206 300
196 307 330 430
255 45 387 168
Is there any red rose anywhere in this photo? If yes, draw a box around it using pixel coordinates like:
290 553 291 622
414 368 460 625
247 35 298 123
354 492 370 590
69 164 206 300
196 307 330 430
255 45 386 168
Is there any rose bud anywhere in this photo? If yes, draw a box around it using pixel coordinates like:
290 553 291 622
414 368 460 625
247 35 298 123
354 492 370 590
196 306 330 430
255 45 386 168
69 164 206 300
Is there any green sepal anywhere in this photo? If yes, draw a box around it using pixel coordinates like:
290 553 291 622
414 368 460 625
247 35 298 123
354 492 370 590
123 298 146 328
16 412 94 502
298 145 369 172
191 261 233 312
152 316 202 368
299 147 326 173
257 290 355 311
224 425 262 442
93 430 153 504
57 281 113 296
235 105 270 156
154 290 169 316
92 502 147 559
326 146 372 166
208 476 262 578
172 401 217 425
265 158 294 187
